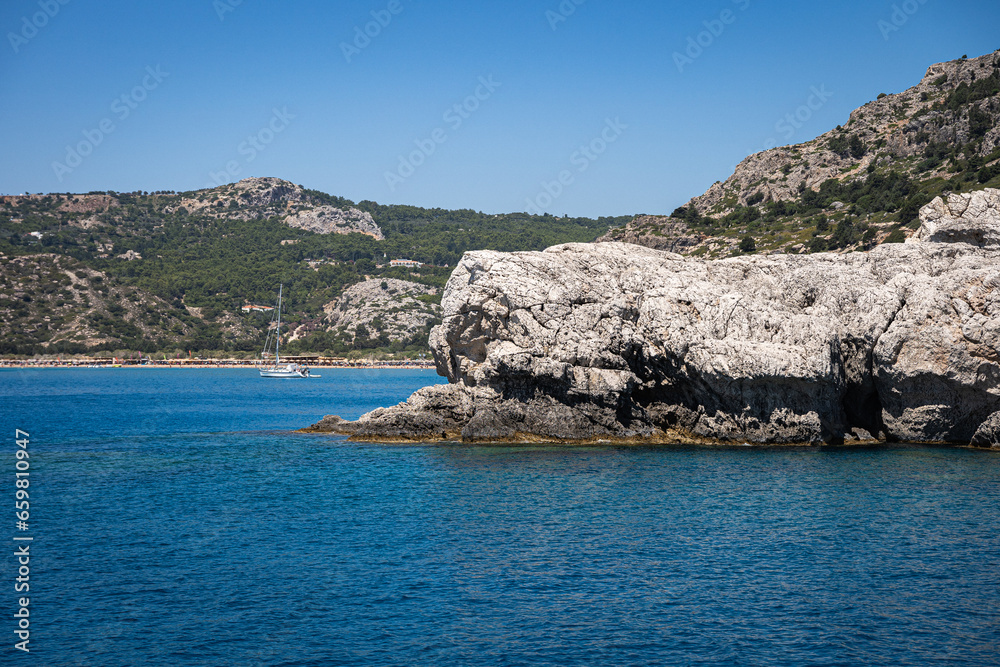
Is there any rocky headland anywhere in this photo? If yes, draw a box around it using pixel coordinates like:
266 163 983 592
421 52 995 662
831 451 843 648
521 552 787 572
174 177 386 239
305 188 1000 448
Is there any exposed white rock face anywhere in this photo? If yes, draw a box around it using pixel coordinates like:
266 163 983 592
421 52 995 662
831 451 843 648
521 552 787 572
908 189 1000 248
290 278 440 345
317 189 1000 445
176 178 387 241
227 176 308 207
282 205 383 240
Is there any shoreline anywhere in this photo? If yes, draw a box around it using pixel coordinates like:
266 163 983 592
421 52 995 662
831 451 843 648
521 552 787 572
0 360 437 370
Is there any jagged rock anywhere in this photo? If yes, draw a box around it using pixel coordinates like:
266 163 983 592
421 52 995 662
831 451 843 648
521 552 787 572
688 51 1000 219
849 427 877 442
610 51 1000 257
314 189 1000 446
299 415 359 434
908 189 1000 248
351 384 474 441
223 176 308 209
177 177 386 239
971 412 1000 448
282 205 383 240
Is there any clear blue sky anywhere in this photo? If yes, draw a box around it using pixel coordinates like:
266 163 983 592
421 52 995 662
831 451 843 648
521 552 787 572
2 0 997 217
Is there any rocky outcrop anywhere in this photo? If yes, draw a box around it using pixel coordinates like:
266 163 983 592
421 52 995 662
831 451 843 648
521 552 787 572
907 189 1000 248
176 177 386 239
291 278 441 345
608 51 1000 258
282 205 383 240
687 51 1000 218
176 177 312 219
309 189 1000 447
597 216 705 253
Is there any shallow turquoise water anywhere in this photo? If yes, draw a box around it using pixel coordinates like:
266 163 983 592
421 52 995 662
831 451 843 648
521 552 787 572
3 369 1000 665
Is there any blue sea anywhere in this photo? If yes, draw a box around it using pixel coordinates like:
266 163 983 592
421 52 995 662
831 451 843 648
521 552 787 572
3 368 1000 666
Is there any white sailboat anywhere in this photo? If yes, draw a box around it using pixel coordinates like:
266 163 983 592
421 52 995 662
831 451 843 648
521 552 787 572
257 285 314 378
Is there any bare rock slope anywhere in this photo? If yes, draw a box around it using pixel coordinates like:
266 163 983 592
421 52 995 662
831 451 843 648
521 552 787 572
292 278 440 347
687 52 1000 217
601 50 1000 256
176 177 384 238
307 189 1000 447
283 206 383 240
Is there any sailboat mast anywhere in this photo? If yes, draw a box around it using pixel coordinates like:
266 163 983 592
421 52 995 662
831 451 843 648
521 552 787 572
276 284 282 364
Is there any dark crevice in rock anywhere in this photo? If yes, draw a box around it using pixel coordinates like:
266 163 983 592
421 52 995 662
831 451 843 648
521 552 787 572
838 334 887 440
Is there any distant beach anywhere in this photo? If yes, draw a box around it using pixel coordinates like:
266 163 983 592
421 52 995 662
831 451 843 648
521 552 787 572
0 357 436 370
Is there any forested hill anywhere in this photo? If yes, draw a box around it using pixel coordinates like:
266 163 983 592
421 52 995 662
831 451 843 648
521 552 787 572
0 178 630 356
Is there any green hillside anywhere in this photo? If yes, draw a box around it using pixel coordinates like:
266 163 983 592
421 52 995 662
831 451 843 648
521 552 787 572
0 182 629 356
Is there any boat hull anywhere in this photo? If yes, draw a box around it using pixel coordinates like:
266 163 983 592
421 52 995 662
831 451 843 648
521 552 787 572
259 368 307 378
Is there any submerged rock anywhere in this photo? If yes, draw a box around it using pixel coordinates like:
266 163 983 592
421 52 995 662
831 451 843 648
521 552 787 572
308 189 1000 446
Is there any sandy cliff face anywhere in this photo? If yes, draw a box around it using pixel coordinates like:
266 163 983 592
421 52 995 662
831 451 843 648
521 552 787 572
308 189 1000 446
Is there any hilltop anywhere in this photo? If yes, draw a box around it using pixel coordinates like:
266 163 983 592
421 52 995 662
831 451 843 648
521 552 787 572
602 50 1000 256
0 180 629 356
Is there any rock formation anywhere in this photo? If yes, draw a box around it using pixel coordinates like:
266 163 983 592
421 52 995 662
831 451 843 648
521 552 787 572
305 188 1000 447
598 216 705 253
603 50 1000 257
282 205 383 240
907 188 1000 248
687 51 1000 217
291 278 440 346
174 178 384 239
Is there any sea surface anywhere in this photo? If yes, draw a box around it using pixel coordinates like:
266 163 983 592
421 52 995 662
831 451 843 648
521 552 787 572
2 368 1000 666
